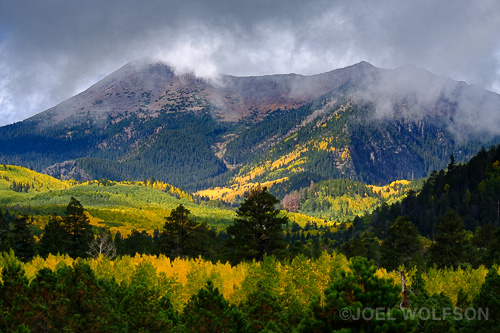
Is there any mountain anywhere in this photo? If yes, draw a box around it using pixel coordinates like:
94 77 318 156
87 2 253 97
0 61 499 193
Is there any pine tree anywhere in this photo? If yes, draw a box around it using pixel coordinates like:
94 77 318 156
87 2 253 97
182 280 249 332
226 186 288 263
408 271 456 332
0 208 11 252
339 231 380 264
39 213 68 257
10 215 36 262
123 229 154 256
63 197 94 258
468 267 500 332
27 268 59 331
52 262 125 331
0 253 31 331
239 281 290 332
113 231 125 255
119 262 179 331
157 204 211 258
297 257 418 332
428 210 470 268
380 216 423 270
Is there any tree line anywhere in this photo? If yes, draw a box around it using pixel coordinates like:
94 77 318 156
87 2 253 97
1 253 498 332
333 145 500 271
0 186 295 265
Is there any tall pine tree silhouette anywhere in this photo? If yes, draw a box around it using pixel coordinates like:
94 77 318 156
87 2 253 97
226 186 288 263
64 197 94 258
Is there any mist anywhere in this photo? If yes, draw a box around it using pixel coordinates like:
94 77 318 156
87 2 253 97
354 64 500 139
1 0 500 126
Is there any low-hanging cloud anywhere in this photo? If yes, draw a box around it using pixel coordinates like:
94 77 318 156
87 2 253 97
1 0 500 126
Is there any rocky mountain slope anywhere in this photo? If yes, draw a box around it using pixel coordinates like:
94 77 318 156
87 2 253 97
1 61 499 193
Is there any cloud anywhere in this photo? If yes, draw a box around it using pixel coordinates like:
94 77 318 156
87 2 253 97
0 0 499 125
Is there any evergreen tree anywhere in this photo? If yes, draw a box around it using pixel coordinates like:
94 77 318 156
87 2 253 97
113 230 125 255
471 225 497 267
182 280 249 332
447 154 456 172
53 261 124 331
485 227 500 266
39 213 68 257
226 186 288 263
10 215 36 262
27 267 66 331
0 208 11 252
380 216 423 270
239 281 291 333
408 271 456 332
123 229 154 256
0 253 31 331
468 267 500 332
339 231 380 264
157 204 211 258
63 197 94 258
120 262 179 331
297 257 417 332
428 210 470 268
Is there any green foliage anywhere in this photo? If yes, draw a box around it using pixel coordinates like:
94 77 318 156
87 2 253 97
468 267 500 332
297 256 418 332
157 204 212 259
428 210 470 269
120 262 179 332
52 262 124 331
339 231 381 264
39 213 67 257
226 186 288 263
0 253 30 332
239 281 291 333
408 271 456 332
380 216 424 270
64 197 95 258
120 229 154 256
470 225 498 267
486 228 500 266
280 178 423 223
0 251 495 332
10 215 36 263
0 208 11 252
372 145 500 238
39 197 95 258
1 178 236 234
182 280 249 333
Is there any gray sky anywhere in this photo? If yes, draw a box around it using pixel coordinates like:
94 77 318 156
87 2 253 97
1 0 499 126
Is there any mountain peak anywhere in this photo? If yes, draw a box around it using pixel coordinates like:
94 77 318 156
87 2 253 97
1 60 500 191
354 60 375 68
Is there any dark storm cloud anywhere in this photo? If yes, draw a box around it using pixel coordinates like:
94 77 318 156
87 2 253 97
0 0 499 125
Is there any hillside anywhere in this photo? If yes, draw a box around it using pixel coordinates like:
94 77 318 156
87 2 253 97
366 144 500 237
0 165 350 237
0 164 426 238
0 165 236 235
0 61 499 193
197 177 423 223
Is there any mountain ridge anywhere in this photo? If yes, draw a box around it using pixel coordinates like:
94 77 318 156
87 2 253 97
1 60 499 193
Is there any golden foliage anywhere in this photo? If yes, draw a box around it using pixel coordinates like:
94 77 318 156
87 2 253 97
0 252 490 312
0 165 71 192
